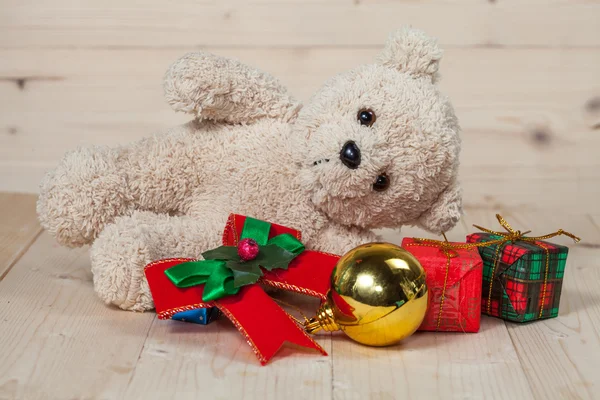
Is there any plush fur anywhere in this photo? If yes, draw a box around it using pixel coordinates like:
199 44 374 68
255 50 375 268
37 27 462 311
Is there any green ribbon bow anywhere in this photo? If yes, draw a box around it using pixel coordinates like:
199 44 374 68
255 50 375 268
164 217 305 302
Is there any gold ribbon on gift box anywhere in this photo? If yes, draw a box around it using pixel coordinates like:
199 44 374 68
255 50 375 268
473 214 580 318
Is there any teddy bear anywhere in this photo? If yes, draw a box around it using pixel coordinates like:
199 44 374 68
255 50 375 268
37 27 462 312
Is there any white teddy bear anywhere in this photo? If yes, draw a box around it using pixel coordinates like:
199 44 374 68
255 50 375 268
37 27 462 311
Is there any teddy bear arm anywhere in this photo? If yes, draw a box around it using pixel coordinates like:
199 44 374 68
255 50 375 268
416 179 463 234
164 52 301 124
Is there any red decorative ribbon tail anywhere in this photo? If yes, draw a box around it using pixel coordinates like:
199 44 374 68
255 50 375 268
216 285 327 365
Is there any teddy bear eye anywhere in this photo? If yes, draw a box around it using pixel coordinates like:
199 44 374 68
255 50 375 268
357 109 376 127
373 173 390 192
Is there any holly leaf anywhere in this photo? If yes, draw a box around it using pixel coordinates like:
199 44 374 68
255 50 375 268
202 246 238 261
226 260 263 288
254 244 297 271
226 259 263 275
232 269 261 288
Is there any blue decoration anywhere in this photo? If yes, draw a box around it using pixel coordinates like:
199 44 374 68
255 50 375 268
171 307 219 325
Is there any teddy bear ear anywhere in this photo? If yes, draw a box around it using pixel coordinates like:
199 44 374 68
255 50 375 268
376 27 443 83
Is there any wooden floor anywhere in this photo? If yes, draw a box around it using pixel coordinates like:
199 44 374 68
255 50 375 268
1 193 599 399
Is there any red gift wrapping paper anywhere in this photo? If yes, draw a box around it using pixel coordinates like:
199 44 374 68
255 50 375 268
402 238 483 332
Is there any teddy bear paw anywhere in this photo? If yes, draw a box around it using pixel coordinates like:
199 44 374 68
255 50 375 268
37 146 134 248
90 221 155 312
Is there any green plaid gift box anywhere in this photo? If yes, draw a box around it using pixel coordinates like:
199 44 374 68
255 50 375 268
465 214 580 323
467 233 569 322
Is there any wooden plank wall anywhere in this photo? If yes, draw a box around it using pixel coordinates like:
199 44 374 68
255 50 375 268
1 0 599 212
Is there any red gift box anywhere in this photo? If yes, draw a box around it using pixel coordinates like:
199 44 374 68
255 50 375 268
402 238 483 332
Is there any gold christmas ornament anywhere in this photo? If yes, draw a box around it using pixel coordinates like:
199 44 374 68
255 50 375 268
305 242 428 346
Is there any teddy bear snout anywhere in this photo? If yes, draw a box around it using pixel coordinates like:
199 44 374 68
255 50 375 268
340 141 361 169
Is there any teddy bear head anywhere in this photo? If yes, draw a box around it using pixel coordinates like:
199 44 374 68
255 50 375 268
296 27 462 233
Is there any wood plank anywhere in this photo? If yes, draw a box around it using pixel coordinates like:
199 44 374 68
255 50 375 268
0 193 41 278
0 165 58 195
0 233 155 399
587 215 600 246
124 293 332 399
1 47 598 212
1 47 597 165
461 189 600 230
334 212 534 399
0 1 598 48
461 211 600 400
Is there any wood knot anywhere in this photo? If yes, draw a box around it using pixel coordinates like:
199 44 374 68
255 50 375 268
584 96 600 129
530 128 552 146
585 96 600 112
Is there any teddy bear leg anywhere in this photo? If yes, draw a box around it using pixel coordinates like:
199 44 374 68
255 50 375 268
90 210 229 311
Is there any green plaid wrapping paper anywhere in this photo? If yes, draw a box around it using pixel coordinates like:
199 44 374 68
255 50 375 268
466 232 569 322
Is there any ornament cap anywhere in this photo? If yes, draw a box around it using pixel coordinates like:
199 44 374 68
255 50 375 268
304 302 339 334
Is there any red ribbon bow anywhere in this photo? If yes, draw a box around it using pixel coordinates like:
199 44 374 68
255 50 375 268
144 214 340 365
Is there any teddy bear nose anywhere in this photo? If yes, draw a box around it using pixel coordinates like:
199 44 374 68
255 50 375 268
340 141 361 169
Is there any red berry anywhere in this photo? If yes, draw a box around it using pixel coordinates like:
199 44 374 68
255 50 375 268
238 238 259 261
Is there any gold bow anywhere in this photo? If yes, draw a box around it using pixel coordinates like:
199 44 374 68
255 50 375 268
474 214 580 318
